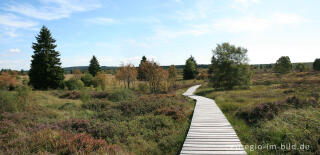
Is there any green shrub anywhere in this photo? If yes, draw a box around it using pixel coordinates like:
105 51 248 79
313 58 320 71
0 85 31 112
274 56 292 74
65 78 84 90
59 91 80 99
81 74 94 87
237 102 280 124
58 102 77 110
295 63 306 72
0 90 16 112
16 85 32 107
97 109 124 121
159 81 168 93
137 83 149 93
109 89 135 102
27 129 121 154
80 88 91 104
81 100 109 111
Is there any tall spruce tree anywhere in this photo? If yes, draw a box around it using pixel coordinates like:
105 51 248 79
183 56 198 80
88 55 101 76
29 26 64 89
138 56 147 80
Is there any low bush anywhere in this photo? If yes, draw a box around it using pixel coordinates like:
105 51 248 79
58 102 77 110
27 129 123 154
0 90 17 112
16 85 32 108
0 85 31 112
80 88 91 104
81 74 94 87
91 91 109 99
65 78 84 90
0 71 18 90
97 109 124 121
59 91 80 99
109 89 135 102
159 81 169 93
81 100 109 111
237 102 280 124
137 83 149 93
92 73 108 90
116 98 160 117
155 106 184 120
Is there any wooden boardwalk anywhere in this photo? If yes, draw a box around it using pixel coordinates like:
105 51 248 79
181 85 247 155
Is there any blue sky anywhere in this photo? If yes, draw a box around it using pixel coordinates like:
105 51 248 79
0 0 320 70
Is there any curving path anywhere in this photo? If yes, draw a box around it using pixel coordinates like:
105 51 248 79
180 85 247 155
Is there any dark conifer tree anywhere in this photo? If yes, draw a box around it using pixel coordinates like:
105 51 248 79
138 56 147 80
313 58 320 71
29 26 64 89
183 56 198 80
88 55 101 76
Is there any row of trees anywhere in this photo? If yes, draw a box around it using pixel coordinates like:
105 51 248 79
26 26 320 91
273 56 320 74
117 58 177 93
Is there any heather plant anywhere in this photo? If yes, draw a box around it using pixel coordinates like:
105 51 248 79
109 89 135 102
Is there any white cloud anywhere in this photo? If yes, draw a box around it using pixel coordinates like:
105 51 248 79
5 0 101 20
234 35 320 64
121 56 141 64
213 13 304 33
0 59 29 70
120 55 158 66
9 48 21 53
86 17 116 25
150 25 211 41
0 14 38 29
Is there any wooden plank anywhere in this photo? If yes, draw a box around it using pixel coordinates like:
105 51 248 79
180 85 247 155
181 150 247 155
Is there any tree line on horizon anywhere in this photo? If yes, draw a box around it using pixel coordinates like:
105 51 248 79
3 26 320 91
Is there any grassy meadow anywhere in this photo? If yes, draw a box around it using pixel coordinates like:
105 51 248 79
196 70 320 154
0 72 202 154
